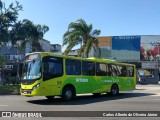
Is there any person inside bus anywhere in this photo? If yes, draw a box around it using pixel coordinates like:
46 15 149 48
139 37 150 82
87 64 95 75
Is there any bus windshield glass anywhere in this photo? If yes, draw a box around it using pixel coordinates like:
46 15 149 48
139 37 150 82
22 53 41 80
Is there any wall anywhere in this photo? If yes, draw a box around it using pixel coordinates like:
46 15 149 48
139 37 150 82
51 44 62 54
39 39 51 52
95 36 112 58
112 36 140 61
25 39 62 54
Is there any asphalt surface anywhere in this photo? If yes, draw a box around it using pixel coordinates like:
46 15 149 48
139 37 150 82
0 84 160 120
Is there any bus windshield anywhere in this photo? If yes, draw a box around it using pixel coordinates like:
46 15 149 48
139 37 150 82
22 54 41 80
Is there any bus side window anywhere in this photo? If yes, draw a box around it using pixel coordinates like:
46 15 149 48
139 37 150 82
108 64 118 76
66 59 81 75
82 61 95 76
117 65 126 77
42 56 63 81
96 63 108 76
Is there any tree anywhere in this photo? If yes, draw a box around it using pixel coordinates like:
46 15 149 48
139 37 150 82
0 0 22 45
63 19 101 57
0 54 8 82
0 0 49 52
23 20 49 52
10 19 49 52
0 54 7 68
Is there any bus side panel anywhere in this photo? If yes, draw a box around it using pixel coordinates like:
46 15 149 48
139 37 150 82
92 76 113 93
61 76 96 94
40 76 66 96
40 67 136 96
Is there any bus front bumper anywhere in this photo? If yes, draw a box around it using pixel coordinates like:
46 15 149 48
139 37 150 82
21 87 41 96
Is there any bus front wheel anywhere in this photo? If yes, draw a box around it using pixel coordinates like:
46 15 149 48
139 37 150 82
110 84 119 96
62 86 75 100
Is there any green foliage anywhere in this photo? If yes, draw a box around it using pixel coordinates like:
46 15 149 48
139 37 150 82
0 0 2 9
11 19 49 52
0 0 22 45
0 84 20 95
0 54 7 68
0 0 49 52
63 19 101 57
1 76 20 85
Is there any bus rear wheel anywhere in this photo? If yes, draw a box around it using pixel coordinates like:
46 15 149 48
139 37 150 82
62 86 75 101
45 96 55 100
110 84 119 96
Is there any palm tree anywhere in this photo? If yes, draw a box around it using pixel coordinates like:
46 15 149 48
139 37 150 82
10 19 49 52
24 20 49 52
0 0 2 10
63 19 101 57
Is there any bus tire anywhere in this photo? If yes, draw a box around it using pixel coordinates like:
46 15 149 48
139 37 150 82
62 86 75 101
45 96 55 100
110 84 119 96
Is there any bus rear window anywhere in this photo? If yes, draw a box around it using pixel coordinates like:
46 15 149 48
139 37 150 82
127 66 134 77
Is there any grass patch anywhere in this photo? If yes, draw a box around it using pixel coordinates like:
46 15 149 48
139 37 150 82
0 85 20 95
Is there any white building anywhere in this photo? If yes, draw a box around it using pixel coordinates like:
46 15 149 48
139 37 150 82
39 39 51 52
25 39 62 54
51 44 62 54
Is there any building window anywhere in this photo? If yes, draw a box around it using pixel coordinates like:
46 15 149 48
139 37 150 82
5 54 10 59
10 55 14 60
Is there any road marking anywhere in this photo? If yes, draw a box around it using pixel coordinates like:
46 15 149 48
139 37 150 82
0 105 8 106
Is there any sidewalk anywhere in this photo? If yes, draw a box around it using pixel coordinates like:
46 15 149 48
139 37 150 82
136 84 160 87
136 84 160 89
135 84 160 96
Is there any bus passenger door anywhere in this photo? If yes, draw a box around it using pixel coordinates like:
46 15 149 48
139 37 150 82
81 61 96 93
42 56 63 96
126 66 135 90
41 80 51 96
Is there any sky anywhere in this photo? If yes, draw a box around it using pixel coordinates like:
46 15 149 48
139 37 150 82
4 0 160 51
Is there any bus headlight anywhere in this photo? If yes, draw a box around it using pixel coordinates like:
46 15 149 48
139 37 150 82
32 83 40 90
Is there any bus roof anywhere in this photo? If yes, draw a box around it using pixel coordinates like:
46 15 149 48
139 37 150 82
28 52 135 66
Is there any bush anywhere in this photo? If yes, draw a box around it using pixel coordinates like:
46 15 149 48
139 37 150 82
0 84 20 95
0 76 20 85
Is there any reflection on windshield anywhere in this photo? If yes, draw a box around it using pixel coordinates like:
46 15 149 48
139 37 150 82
23 60 41 80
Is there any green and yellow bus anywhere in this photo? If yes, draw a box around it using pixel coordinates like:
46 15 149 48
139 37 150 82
21 52 136 100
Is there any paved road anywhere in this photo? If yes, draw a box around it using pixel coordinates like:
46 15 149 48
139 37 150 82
0 85 160 120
